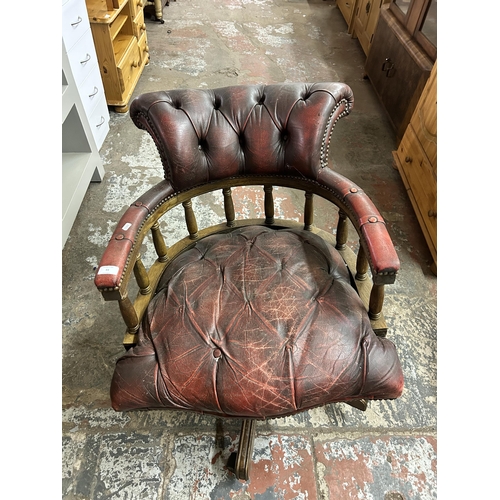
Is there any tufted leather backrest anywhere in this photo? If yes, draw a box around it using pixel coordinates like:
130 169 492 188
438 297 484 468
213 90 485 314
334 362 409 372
130 82 354 191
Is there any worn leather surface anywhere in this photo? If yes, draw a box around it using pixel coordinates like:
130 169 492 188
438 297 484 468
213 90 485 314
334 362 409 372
111 226 404 417
130 82 354 191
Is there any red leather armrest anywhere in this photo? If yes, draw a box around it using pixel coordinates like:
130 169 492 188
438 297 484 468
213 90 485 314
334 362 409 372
94 180 174 293
318 167 399 284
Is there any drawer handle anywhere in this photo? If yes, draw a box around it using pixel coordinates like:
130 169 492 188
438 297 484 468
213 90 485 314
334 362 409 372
80 53 91 65
71 16 83 27
366 1 371 14
428 210 437 218
382 58 395 77
89 87 99 98
96 116 106 128
405 156 412 164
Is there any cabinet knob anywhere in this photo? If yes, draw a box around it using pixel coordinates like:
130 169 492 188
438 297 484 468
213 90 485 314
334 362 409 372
405 156 412 163
132 60 139 68
428 210 437 218
382 58 395 77
137 0 144 6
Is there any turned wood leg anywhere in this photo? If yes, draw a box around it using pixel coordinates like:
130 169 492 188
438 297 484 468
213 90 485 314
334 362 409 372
227 419 256 480
369 284 385 321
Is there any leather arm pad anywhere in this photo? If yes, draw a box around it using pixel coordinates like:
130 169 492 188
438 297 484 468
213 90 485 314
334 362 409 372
94 180 174 293
318 167 400 284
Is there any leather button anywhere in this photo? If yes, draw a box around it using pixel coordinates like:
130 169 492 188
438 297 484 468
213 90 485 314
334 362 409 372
213 348 222 358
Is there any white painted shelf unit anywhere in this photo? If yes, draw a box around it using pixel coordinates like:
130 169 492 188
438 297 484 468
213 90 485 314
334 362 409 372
62 0 110 248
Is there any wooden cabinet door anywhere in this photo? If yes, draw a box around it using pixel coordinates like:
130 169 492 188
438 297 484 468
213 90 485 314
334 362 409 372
365 8 433 139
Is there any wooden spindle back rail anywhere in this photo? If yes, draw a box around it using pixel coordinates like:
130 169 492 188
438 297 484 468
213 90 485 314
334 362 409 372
264 185 274 225
304 192 314 231
103 180 394 345
151 221 169 263
335 210 348 250
223 187 236 227
118 296 140 335
133 254 151 295
356 245 369 281
182 199 199 239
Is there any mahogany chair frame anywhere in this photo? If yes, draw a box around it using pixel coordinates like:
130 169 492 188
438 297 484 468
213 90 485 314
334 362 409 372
94 83 401 480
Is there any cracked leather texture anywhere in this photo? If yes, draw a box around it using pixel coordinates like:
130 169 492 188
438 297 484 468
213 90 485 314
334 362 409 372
129 82 354 190
111 227 404 418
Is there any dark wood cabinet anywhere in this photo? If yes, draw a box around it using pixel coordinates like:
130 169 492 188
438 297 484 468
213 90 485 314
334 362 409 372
364 0 436 140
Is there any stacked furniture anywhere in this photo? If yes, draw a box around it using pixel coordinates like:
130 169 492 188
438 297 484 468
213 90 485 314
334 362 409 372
86 0 150 112
364 0 436 140
393 61 437 271
337 0 391 56
62 0 109 248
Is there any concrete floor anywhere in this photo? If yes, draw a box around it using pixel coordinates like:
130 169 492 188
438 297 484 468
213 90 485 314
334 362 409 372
62 0 437 498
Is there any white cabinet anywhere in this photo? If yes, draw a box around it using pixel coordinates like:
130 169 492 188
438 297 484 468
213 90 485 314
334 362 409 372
62 0 109 248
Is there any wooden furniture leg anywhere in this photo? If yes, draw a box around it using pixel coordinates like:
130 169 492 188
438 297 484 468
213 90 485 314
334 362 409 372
227 419 256 480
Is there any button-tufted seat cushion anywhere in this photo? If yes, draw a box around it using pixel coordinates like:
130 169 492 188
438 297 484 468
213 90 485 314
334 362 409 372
111 226 403 418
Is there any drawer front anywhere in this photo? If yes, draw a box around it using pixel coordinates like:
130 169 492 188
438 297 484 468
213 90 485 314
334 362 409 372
66 30 99 87
133 8 147 40
88 97 110 150
396 126 437 245
138 32 149 65
130 0 145 18
410 65 437 167
79 65 107 118
117 41 142 94
338 0 354 23
62 0 91 52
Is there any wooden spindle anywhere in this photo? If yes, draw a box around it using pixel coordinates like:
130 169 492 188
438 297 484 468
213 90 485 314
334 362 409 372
355 244 369 281
133 254 151 295
369 284 385 320
264 185 274 224
182 199 199 239
223 187 236 227
118 296 139 334
304 192 314 231
335 210 348 250
151 221 168 262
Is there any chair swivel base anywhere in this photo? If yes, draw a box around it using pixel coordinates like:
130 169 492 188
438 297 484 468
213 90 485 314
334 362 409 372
226 401 367 480
226 420 256 481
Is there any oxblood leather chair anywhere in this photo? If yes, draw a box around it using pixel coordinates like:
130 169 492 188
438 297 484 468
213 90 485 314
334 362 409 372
94 82 404 480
